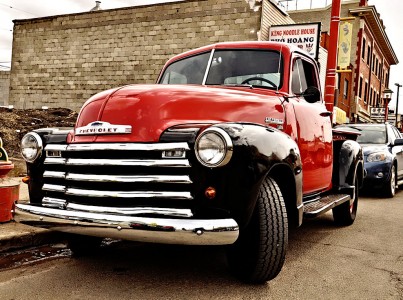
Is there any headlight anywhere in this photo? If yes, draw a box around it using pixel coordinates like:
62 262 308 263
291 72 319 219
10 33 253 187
367 152 387 162
195 127 233 167
21 132 43 163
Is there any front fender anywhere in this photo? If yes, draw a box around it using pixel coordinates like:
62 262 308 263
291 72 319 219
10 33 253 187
210 123 303 228
333 139 364 190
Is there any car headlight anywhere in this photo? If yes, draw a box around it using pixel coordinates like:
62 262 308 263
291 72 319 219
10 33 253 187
21 132 43 163
195 127 233 167
367 152 387 162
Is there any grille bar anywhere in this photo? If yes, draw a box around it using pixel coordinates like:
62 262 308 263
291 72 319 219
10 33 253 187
67 203 193 217
65 188 193 200
43 171 192 184
44 158 190 167
45 142 190 152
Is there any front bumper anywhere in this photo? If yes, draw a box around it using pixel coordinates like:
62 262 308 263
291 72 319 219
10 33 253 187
15 203 239 246
363 161 392 187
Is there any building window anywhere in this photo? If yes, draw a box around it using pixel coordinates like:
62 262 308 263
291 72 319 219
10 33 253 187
373 90 376 107
364 81 368 103
367 46 371 65
358 76 363 98
362 38 366 60
371 54 375 73
370 87 373 105
343 79 349 99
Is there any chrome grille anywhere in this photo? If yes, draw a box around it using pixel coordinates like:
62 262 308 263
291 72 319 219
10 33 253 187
41 143 193 211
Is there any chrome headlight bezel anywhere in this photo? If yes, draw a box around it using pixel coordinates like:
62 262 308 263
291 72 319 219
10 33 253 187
195 127 233 168
21 132 43 163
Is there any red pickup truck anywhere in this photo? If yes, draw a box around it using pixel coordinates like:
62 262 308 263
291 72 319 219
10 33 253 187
16 41 363 283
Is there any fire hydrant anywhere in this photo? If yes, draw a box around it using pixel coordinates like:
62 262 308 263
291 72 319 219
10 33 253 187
0 137 20 222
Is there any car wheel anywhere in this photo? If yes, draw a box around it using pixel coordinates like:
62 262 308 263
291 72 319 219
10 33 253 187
226 176 288 283
66 234 103 257
333 170 358 226
383 164 396 198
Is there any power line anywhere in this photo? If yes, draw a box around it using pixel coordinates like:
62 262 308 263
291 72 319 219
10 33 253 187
0 2 38 17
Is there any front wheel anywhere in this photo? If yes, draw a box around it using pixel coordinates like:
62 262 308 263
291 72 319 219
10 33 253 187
333 171 358 226
383 164 396 198
226 176 288 283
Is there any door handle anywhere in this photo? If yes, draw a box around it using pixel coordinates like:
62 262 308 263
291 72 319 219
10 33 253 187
320 111 332 117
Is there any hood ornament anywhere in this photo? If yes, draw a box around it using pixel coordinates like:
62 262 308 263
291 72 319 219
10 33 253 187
75 121 132 136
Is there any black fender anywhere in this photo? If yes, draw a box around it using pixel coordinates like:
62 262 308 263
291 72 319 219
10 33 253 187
189 122 303 229
332 139 364 193
25 128 71 203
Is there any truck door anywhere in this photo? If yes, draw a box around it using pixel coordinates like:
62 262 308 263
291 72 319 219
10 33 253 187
289 56 333 194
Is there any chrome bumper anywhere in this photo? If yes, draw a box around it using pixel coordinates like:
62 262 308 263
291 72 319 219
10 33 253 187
14 203 239 246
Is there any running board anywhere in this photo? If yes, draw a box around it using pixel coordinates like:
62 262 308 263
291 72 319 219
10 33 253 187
303 194 351 218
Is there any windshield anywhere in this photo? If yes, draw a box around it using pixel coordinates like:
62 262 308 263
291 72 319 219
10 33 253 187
354 125 387 144
159 49 283 89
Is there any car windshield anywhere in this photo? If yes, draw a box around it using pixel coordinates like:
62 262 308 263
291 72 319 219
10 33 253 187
354 125 387 144
159 49 283 90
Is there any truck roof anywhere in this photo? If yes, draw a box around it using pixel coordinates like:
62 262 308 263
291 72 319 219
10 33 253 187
165 41 313 65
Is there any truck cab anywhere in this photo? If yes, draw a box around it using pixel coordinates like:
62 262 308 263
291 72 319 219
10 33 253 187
17 41 363 283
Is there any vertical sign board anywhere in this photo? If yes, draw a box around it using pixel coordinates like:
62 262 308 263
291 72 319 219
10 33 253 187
268 23 321 60
338 21 353 69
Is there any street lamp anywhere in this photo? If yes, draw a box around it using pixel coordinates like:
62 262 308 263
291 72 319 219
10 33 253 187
383 88 393 123
395 83 402 129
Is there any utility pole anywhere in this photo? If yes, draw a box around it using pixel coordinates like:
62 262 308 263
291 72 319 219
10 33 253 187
324 0 341 113
395 83 402 128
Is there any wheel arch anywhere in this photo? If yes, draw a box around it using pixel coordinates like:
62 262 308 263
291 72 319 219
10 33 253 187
269 163 302 228
333 139 364 190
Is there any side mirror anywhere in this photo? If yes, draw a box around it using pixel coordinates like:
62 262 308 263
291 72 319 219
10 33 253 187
303 86 321 103
393 138 403 146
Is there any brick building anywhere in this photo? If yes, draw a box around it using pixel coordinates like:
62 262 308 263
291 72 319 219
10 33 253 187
289 0 398 123
9 0 294 110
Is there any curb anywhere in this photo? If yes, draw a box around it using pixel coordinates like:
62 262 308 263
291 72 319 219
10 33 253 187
0 222 64 253
0 179 64 253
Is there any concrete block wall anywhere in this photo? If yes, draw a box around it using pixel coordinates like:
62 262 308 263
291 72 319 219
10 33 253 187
9 0 268 110
0 71 10 106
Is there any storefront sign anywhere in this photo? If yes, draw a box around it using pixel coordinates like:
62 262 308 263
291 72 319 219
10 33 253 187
268 22 321 60
333 106 347 125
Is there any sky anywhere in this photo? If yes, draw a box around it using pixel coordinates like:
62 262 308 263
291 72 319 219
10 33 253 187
0 0 403 110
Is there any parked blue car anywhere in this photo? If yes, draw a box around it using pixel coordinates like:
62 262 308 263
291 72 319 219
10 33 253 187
336 123 403 197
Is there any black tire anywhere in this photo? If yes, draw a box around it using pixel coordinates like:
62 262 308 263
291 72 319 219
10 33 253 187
383 164 396 198
66 234 103 257
226 176 288 284
333 171 358 226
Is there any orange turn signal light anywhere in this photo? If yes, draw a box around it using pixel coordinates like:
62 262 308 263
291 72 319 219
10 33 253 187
204 187 216 199
22 176 30 184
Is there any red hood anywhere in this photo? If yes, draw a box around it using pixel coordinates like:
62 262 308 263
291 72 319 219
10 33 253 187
71 84 283 143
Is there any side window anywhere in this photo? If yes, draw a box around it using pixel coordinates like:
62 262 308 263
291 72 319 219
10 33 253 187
392 127 401 139
292 57 319 95
292 58 305 94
